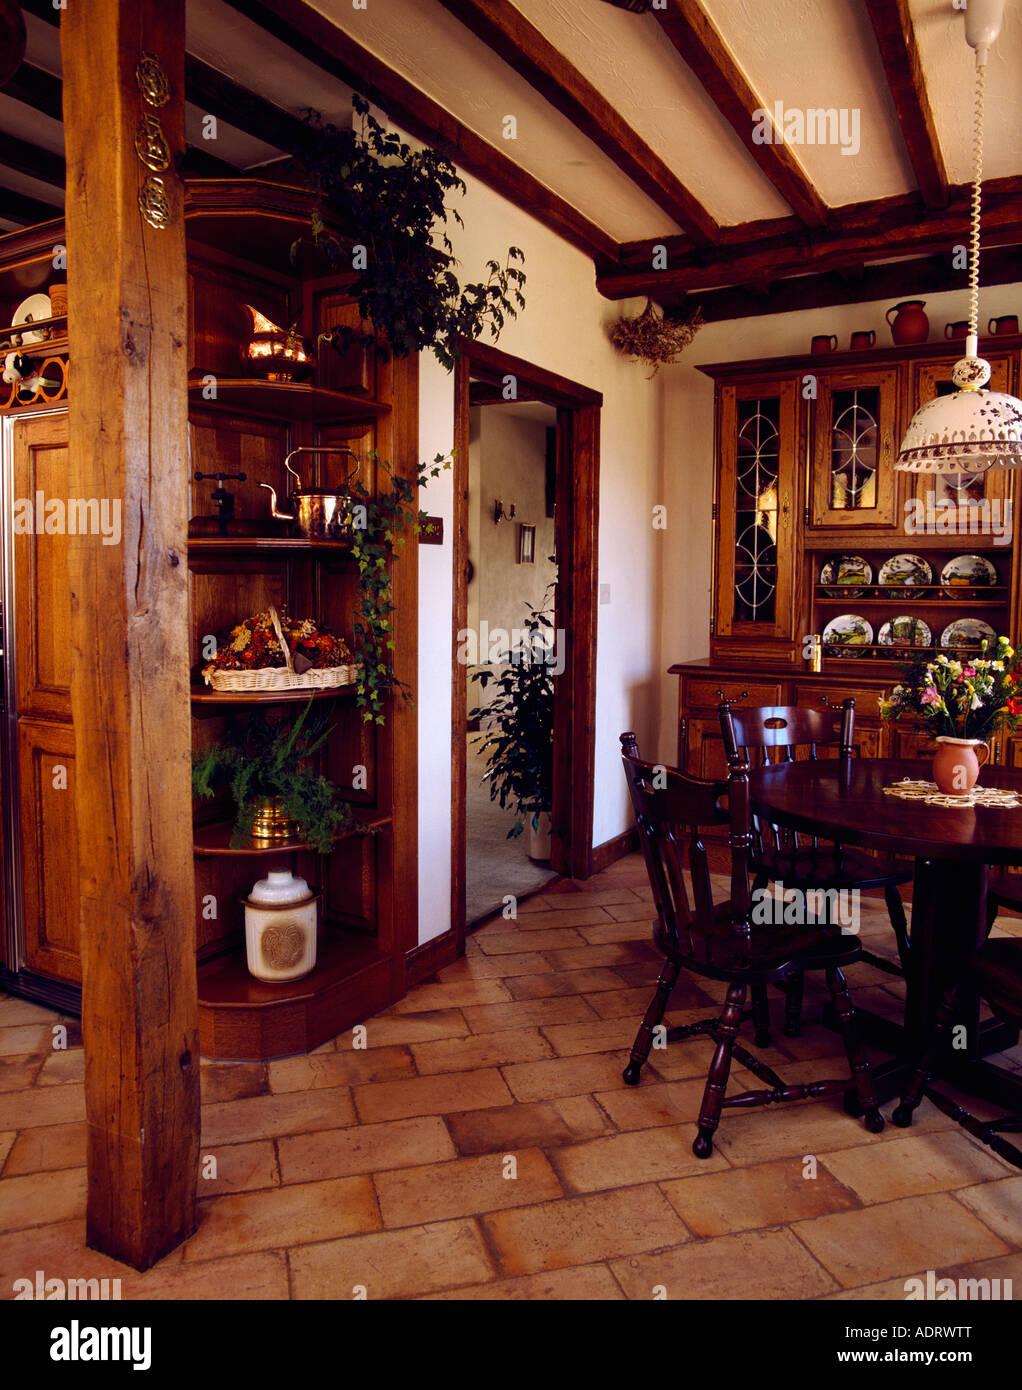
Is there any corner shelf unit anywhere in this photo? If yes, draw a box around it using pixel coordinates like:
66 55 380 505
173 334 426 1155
185 180 418 1060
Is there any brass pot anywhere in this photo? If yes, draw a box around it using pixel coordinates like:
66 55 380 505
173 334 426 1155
259 446 360 541
250 796 299 842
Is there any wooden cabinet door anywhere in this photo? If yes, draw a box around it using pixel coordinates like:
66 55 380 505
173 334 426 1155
13 413 72 720
809 367 902 533
714 379 798 651
19 718 80 983
685 717 731 781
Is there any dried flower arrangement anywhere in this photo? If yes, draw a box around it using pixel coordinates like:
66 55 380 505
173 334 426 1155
609 298 705 376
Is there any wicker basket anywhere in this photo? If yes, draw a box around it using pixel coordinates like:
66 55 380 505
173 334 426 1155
204 607 358 692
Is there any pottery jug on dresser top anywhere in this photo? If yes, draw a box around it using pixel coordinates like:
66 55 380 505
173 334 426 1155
886 301 929 345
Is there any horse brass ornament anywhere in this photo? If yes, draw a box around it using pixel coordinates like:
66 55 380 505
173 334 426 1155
134 113 170 173
135 51 170 108
138 175 170 230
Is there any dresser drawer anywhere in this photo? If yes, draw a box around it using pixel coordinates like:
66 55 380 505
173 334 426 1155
686 678 784 711
794 684 885 719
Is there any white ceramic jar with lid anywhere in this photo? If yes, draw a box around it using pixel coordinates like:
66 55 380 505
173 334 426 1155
242 869 320 983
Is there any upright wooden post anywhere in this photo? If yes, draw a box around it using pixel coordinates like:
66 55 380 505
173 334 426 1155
61 0 198 1269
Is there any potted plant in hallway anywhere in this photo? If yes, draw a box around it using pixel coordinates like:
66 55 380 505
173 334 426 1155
468 601 555 861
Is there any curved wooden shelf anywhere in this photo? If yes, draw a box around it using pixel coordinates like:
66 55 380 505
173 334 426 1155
197 929 391 1060
191 681 356 710
187 378 388 421
188 536 354 556
192 811 389 856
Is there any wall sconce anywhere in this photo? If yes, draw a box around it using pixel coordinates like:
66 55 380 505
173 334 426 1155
494 499 516 524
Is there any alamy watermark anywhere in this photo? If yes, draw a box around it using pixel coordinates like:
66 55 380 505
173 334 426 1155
752 102 860 157
751 881 860 934
456 620 565 676
12 491 121 546
904 491 1012 545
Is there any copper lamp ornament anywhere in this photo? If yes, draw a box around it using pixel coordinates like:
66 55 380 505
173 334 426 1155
895 0 1022 476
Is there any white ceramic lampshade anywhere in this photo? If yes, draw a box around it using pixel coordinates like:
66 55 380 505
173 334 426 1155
895 369 1022 474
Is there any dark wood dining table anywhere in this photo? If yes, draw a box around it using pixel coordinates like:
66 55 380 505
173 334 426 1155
748 757 1022 1109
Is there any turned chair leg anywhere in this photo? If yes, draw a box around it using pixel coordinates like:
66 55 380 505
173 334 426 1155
694 982 746 1158
623 957 682 1086
783 973 804 1038
884 884 911 973
751 985 771 1048
893 991 957 1129
826 965 884 1134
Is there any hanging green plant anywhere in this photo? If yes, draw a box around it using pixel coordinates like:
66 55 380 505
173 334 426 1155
610 298 704 377
347 450 451 723
295 95 526 370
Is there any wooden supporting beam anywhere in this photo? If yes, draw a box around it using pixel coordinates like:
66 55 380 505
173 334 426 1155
864 0 948 210
598 176 1022 299
62 0 199 1270
654 0 827 227
436 0 718 244
218 0 619 263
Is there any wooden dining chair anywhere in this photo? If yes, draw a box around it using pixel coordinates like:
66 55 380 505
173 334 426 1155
718 697 913 1046
893 936 1022 1170
620 731 884 1158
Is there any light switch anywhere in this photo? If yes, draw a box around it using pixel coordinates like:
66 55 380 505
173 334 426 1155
599 584 611 605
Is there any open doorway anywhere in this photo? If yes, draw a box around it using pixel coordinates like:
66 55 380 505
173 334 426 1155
464 398 559 924
452 343 602 944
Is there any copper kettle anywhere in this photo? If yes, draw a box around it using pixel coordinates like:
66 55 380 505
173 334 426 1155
259 446 360 540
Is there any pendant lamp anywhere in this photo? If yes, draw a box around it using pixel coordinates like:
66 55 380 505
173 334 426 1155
895 0 1022 475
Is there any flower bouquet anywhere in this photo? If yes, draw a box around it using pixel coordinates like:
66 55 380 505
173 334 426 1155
879 636 1022 792
201 606 357 692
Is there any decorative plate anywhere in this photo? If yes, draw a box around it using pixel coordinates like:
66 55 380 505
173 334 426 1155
822 613 873 656
940 618 997 651
820 555 872 599
11 293 53 346
878 553 932 597
941 554 997 596
878 615 932 650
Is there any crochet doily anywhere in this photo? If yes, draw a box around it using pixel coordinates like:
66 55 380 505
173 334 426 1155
883 778 1020 809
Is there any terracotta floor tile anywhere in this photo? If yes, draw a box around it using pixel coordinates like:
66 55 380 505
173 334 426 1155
4 1122 86 1176
353 1068 513 1124
201 1086 356 1146
358 1010 470 1046
595 1078 721 1130
609 960 666 988
953 1175 1022 1246
199 1062 269 1106
198 1139 279 1196
712 1098 951 1167
0 998 62 1027
289 1218 494 1298
605 900 659 923
438 952 552 981
540 943 644 972
422 1263 625 1300
793 1193 1011 1288
819 1130 1012 1204
515 895 551 914
539 1016 658 1058
504 968 625 1001
278 1115 456 1185
503 1053 639 1103
0 1167 86 1232
482 1184 689 1276
577 922 655 946
474 928 588 955
387 979 514 1010
0 1084 85 1131
184 1175 379 1262
37 1050 84 1085
460 995 600 1034
0 1054 44 1093
610 1228 838 1300
552 1094 618 1140
584 982 715 1019
375 1148 562 1227
550 1123 729 1193
267 1044 415 1093
940 1251 1022 1288
539 887 643 910
0 1218 186 1292
410 1027 554 1075
123 1250 289 1300
0 1025 53 1057
513 906 614 931
446 1101 579 1156
0 1131 12 1172
660 1156 859 1237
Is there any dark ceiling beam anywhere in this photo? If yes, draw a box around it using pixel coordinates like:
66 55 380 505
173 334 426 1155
0 184 64 226
4 61 63 121
597 175 1022 299
180 145 244 179
184 56 310 160
218 0 619 263
662 243 1022 324
653 0 827 228
863 0 948 210
0 132 64 187
435 0 718 245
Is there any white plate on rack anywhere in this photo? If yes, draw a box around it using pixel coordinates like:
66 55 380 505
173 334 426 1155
820 555 872 599
940 618 997 651
11 293 53 346
878 616 932 650
878 553 932 596
822 613 873 656
941 554 997 596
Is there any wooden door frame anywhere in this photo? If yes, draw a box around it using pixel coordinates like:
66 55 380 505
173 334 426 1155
451 341 602 947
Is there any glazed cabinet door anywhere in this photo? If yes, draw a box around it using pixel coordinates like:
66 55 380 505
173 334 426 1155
808 366 902 534
713 379 799 656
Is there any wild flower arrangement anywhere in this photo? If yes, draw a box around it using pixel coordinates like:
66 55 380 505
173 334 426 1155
201 611 351 680
878 636 1022 741
609 298 705 377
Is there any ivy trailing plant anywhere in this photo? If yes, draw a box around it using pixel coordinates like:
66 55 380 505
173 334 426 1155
191 698 359 853
295 95 526 370
348 450 451 723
